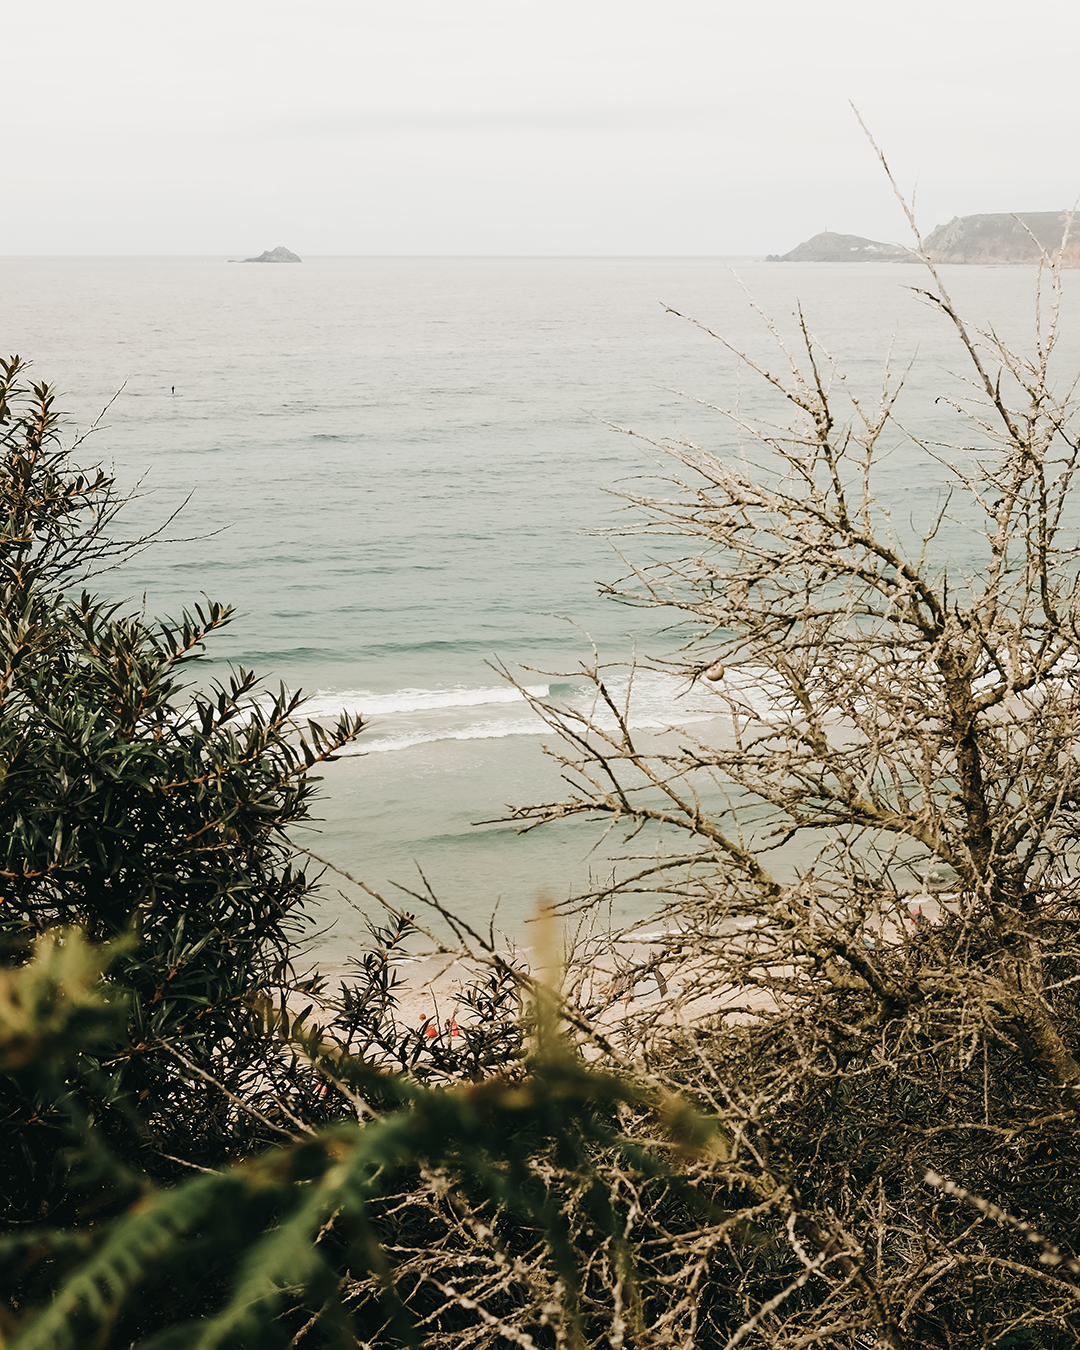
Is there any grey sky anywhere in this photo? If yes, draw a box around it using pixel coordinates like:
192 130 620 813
9 0 1080 255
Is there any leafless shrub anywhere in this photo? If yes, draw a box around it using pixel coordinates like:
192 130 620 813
467 166 1080 1346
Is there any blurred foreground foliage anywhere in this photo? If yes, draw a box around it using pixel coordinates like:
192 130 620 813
1 925 725 1350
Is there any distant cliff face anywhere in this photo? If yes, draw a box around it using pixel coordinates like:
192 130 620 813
240 246 302 263
766 231 911 262
921 213 1080 265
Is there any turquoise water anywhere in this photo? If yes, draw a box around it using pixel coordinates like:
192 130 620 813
3 256 1077 961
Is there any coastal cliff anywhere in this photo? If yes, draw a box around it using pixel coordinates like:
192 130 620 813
919 212 1080 264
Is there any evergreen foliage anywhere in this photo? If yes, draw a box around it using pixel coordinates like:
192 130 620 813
0 356 363 1212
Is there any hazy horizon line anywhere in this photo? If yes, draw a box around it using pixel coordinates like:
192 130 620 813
0 252 770 261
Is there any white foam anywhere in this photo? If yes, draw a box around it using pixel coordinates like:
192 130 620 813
281 667 765 759
563 668 741 731
291 683 550 720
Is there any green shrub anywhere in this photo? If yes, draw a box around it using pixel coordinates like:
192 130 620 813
0 356 363 1214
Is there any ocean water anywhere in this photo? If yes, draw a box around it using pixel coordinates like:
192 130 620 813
2 256 1078 963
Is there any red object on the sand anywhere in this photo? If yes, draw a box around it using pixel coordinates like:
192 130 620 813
425 1022 439 1038
449 1018 459 1037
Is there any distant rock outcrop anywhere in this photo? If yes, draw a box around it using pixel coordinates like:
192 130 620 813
766 231 912 263
920 213 1080 265
237 246 301 263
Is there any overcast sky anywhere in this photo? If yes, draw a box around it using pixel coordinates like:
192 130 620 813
8 0 1079 256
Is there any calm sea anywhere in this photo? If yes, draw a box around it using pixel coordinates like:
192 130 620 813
3 256 1077 963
